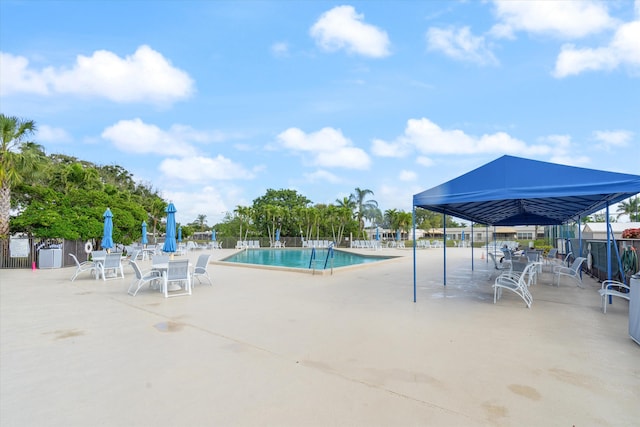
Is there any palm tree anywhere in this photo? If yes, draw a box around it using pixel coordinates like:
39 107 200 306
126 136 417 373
616 196 639 222
196 214 207 231
351 187 378 239
0 115 37 237
234 205 253 241
396 211 413 241
335 196 356 211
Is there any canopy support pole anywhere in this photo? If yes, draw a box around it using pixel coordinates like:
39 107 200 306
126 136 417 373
606 204 612 282
471 222 474 271
443 212 447 287
485 225 489 265
412 206 417 302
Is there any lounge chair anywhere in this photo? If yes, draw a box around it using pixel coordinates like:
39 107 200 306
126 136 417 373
128 261 162 296
493 263 536 308
191 254 212 286
598 280 630 313
553 257 587 287
69 253 96 282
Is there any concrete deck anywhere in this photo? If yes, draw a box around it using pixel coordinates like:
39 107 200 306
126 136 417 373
1 247 638 426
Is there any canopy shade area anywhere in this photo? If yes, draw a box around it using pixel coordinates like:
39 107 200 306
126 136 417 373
412 155 640 302
413 155 640 226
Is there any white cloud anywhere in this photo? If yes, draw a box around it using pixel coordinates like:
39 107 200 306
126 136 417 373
0 52 49 96
426 26 498 66
490 0 617 39
0 45 194 104
399 170 417 181
376 184 420 213
310 5 391 58
416 156 434 167
276 127 371 170
102 118 198 157
539 134 590 165
304 169 342 183
549 154 591 167
553 21 640 78
159 156 256 182
371 138 409 157
593 130 633 148
372 118 551 157
271 42 290 57
37 125 72 144
162 186 231 225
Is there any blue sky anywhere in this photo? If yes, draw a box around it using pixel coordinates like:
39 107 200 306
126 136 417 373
1 1 639 225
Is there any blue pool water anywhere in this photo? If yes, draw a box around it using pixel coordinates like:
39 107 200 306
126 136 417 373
221 248 392 270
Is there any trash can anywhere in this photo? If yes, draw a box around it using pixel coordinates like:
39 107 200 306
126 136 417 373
38 248 62 269
630 274 640 345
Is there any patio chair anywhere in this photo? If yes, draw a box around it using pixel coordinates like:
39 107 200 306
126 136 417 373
598 280 631 313
69 253 96 282
493 263 535 308
97 252 125 281
553 257 587 287
163 259 191 298
543 248 558 265
191 254 212 286
128 261 162 296
152 254 170 266
488 252 513 275
128 249 141 263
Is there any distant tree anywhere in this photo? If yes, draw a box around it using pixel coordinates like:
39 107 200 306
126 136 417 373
617 196 639 222
196 214 207 231
351 187 377 239
252 189 310 236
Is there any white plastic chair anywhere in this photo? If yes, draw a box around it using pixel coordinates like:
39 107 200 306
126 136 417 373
493 263 536 308
191 254 212 286
163 259 191 298
553 257 587 287
69 253 96 282
98 252 125 281
128 261 162 296
598 280 631 313
543 248 558 265
128 249 141 263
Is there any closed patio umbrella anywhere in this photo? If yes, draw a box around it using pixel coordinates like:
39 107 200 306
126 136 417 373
178 226 182 242
275 228 280 242
211 229 216 241
141 221 148 246
162 203 177 254
102 208 114 251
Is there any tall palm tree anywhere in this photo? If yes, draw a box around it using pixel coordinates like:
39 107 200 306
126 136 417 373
616 196 639 222
351 187 377 239
196 214 207 231
335 196 356 211
0 115 37 237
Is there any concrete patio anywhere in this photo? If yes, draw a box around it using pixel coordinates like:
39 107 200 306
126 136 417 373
1 247 637 426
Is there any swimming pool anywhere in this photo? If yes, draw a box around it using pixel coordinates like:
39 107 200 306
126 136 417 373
219 248 394 271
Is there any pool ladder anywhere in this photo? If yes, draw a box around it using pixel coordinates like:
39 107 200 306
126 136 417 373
308 243 335 275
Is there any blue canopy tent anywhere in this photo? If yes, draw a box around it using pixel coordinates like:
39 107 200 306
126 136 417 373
412 155 640 302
